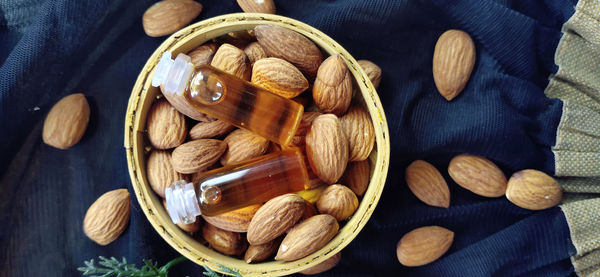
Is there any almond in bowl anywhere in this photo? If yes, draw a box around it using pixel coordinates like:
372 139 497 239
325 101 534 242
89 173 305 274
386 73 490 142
125 13 389 276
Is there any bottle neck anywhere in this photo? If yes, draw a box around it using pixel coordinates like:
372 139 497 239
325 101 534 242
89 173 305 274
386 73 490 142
165 180 201 224
151 51 195 96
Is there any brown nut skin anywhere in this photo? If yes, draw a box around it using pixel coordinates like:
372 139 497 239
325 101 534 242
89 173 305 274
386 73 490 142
244 42 268 66
357 60 382 89
448 154 507 197
251 57 309 99
316 184 359 221
237 0 276 14
432 30 476 101
299 252 342 275
300 200 318 222
42 93 90 149
405 160 450 208
146 99 187 150
188 42 217 66
220 129 269 166
244 237 282 263
313 55 353 116
83 189 130 246
275 214 339 262
188 120 235 140
202 204 261 233
142 0 202 37
505 169 563 210
341 160 370 197
202 223 248 256
210 43 249 80
254 25 323 77
305 114 349 184
340 105 375 161
246 194 305 245
171 139 226 174
396 226 454 267
147 150 188 198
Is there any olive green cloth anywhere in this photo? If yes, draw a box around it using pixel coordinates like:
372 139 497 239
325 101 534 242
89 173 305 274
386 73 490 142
549 0 600 275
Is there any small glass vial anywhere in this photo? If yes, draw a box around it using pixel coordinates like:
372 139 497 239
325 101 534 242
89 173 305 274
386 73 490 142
165 148 310 225
151 51 304 146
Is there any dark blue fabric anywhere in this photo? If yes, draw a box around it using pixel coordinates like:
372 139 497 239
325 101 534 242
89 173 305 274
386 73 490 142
0 0 578 276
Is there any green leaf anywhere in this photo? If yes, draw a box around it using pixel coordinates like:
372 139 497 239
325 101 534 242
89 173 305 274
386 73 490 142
79 256 242 277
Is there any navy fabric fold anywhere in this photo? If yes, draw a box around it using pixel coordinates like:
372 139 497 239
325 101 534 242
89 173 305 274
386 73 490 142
0 0 578 276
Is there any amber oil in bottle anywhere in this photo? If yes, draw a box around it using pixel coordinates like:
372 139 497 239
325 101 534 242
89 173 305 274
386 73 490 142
151 51 304 146
165 148 309 224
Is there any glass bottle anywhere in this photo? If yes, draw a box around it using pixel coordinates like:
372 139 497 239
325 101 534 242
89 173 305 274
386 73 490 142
165 148 310 225
151 51 304 146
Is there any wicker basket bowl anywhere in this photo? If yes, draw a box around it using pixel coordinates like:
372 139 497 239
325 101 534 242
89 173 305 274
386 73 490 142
124 13 390 276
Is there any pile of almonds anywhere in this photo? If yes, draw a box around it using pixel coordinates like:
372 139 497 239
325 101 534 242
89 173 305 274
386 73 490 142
144 24 381 268
398 154 563 266
395 29 564 267
41 1 567 272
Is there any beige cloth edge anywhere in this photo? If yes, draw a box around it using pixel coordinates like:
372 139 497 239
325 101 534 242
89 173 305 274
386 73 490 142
547 0 600 276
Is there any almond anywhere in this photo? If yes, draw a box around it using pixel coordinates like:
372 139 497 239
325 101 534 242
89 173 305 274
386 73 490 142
216 31 253 50
244 237 282 263
211 43 248 80
188 42 218 66
220 129 269 166
42 93 90 149
305 114 349 184
341 160 370 197
396 226 454 267
254 25 323 77
146 99 187 149
505 169 562 210
171 139 226 174
236 0 276 14
296 112 322 136
251 57 309 98
161 86 216 121
189 120 235 140
340 105 375 161
202 222 248 256
405 160 450 208
448 154 507 197
202 204 262 232
432 30 476 101
83 189 130 245
299 252 341 275
290 112 321 147
147 150 188 198
244 42 268 66
162 199 200 233
313 55 353 116
247 194 305 245
317 185 358 221
275 214 339 261
358 60 382 89
306 164 328 189
142 0 202 37
300 200 318 221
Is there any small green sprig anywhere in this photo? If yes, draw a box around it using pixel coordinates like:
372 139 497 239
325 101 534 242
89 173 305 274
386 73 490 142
78 256 185 277
78 256 242 277
202 264 242 277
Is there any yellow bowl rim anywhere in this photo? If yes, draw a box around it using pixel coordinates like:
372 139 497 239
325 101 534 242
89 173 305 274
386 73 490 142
124 13 390 276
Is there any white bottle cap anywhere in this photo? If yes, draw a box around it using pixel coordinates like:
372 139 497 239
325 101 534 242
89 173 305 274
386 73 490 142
165 180 201 224
151 51 194 96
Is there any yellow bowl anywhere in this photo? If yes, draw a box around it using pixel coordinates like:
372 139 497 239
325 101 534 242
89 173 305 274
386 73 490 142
124 13 390 276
